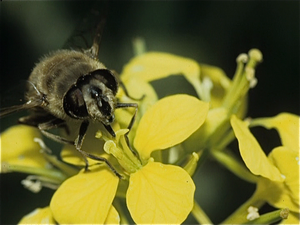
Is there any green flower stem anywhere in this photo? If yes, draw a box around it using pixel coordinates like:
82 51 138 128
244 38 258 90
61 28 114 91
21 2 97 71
211 150 259 183
192 200 213 225
196 147 210 168
221 192 265 224
115 179 129 198
132 37 146 56
207 116 231 147
3 163 67 183
113 199 130 225
43 153 79 177
215 128 236 150
222 49 262 115
222 53 247 111
243 208 289 224
183 152 199 176
151 150 163 163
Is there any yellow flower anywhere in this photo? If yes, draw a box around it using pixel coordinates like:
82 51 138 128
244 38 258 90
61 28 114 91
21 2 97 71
49 94 208 224
0 125 47 169
124 94 209 224
0 125 71 184
231 115 299 221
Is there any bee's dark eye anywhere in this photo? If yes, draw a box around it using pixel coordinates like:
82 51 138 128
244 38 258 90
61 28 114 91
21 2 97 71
63 86 89 119
91 69 118 95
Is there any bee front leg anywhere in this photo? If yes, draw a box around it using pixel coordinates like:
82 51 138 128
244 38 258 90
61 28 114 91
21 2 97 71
75 120 122 178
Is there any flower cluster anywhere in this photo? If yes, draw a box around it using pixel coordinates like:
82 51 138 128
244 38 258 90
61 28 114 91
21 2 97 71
1 46 299 224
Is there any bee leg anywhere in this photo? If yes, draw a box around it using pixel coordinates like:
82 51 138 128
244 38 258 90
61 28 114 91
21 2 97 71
36 119 74 145
75 120 122 178
103 124 116 137
116 103 140 159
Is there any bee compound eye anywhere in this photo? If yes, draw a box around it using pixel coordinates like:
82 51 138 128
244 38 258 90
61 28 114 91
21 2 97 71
63 86 89 119
91 69 118 95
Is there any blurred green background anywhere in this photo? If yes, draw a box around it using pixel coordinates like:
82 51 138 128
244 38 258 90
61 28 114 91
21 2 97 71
0 1 299 224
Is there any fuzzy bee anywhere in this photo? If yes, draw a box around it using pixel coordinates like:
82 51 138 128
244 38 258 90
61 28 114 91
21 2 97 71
0 14 139 178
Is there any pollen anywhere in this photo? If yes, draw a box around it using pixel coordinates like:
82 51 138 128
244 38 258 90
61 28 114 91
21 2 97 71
21 179 42 193
236 53 248 63
248 49 263 63
245 67 258 88
247 206 260 221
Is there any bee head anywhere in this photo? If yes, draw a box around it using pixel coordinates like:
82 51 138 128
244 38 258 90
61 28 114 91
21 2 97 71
63 69 118 125
82 83 116 124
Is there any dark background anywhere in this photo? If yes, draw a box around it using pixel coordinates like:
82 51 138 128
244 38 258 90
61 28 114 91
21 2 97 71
1 1 299 224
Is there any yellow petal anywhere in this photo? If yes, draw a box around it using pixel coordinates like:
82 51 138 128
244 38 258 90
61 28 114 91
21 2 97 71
104 205 120 224
199 64 230 107
115 76 158 143
134 94 209 160
50 166 119 224
0 125 48 169
267 146 299 211
18 207 55 224
230 115 284 182
120 52 208 99
121 52 199 83
117 75 158 116
126 161 195 224
251 113 299 152
183 107 228 152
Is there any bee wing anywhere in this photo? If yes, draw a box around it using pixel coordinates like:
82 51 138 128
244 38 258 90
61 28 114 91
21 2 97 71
0 79 44 117
63 2 108 59
0 99 42 117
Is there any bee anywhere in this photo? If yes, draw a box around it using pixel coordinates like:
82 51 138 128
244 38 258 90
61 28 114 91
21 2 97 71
0 13 140 178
